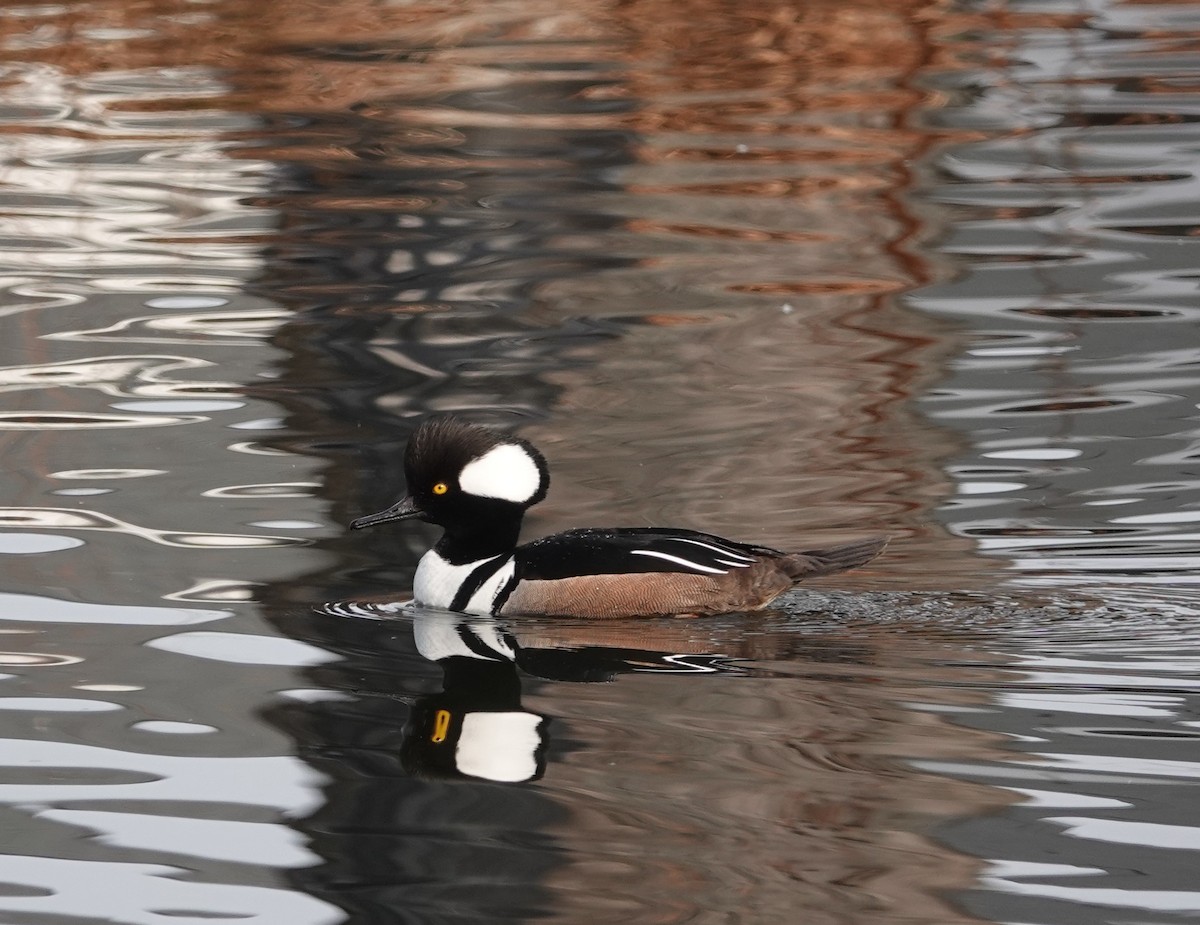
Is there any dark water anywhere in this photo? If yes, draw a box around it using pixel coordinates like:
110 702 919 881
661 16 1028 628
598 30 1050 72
2 0 1200 922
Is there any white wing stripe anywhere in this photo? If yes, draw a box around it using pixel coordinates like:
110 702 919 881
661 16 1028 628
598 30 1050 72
631 549 728 574
669 537 758 563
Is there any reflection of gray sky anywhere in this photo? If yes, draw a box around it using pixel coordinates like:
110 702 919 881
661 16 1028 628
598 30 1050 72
0 56 331 603
0 47 341 925
906 7 1200 918
924 613 1200 924
909 8 1200 586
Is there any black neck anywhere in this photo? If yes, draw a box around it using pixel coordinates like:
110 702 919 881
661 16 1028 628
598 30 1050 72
434 513 524 564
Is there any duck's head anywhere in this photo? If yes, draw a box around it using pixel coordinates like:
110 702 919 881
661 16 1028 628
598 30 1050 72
350 417 549 533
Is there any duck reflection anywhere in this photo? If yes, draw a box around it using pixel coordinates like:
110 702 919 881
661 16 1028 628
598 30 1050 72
271 597 1002 924
399 609 745 784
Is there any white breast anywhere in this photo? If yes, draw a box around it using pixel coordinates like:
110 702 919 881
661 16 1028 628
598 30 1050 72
413 550 516 615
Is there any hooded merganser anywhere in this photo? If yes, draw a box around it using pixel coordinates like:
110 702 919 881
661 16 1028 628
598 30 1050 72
350 418 887 619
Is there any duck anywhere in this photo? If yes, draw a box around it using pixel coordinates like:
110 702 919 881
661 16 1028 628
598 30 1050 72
350 417 887 619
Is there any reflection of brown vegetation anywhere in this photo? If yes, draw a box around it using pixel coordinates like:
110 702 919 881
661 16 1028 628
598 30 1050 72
514 0 990 583
619 0 945 133
0 0 614 114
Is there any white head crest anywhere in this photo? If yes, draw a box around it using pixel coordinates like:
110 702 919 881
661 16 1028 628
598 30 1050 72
459 442 544 504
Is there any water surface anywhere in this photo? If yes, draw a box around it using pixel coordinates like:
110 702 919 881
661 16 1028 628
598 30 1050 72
0 0 1199 923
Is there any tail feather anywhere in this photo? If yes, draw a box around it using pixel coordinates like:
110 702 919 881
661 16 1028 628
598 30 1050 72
780 536 888 582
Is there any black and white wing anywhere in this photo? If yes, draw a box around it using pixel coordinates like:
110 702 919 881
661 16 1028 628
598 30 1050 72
514 527 781 579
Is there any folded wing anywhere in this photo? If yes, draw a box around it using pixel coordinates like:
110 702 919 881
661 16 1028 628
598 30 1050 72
514 527 782 579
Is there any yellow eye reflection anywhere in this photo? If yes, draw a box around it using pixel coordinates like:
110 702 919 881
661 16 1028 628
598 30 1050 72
432 709 451 743
432 482 449 496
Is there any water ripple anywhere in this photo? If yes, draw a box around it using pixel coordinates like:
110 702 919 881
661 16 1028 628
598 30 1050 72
45 311 288 346
0 508 310 548
37 808 319 867
202 483 319 499
0 592 226 625
0 411 204 429
0 855 341 925
0 355 236 399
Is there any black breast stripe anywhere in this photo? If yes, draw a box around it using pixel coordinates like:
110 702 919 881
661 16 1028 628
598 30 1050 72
491 571 519 614
449 555 510 613
455 624 518 660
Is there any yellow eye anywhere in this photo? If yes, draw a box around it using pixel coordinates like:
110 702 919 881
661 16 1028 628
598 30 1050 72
432 482 449 496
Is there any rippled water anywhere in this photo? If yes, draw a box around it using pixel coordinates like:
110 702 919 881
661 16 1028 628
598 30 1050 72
2 0 1200 922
